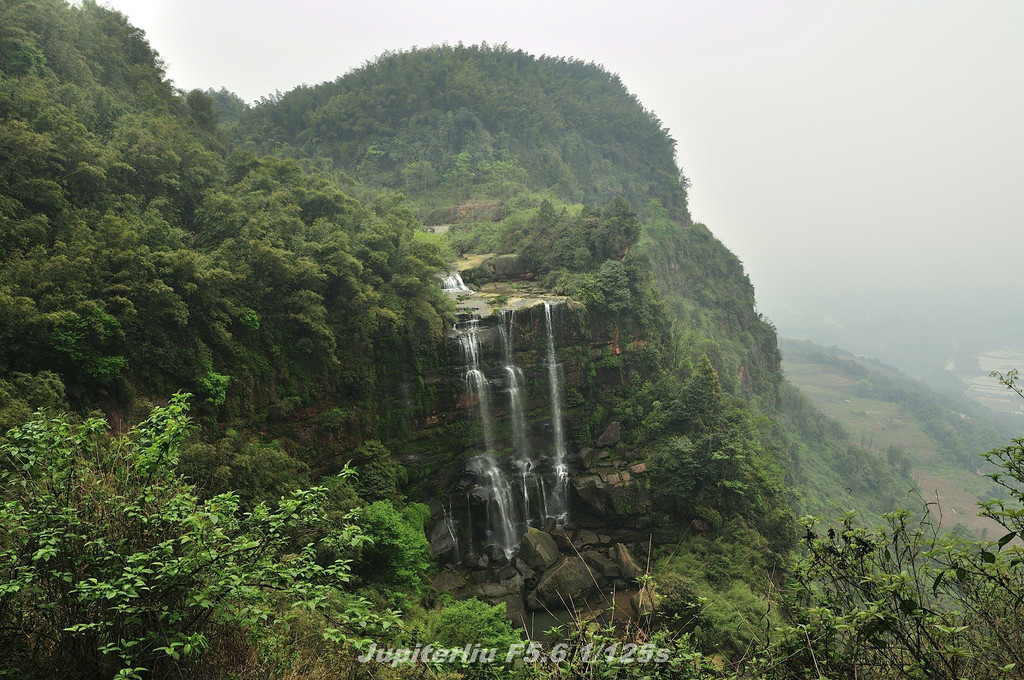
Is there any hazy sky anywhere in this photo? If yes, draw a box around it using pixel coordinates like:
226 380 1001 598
96 0 1024 333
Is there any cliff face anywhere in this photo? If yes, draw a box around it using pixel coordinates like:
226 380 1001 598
388 279 660 561
402 285 661 623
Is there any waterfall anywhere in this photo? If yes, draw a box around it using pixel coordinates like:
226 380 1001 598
544 301 570 527
443 502 461 565
441 271 471 292
457 316 516 558
515 459 532 527
501 310 540 533
500 311 529 459
443 301 572 561
468 455 518 560
458 319 495 453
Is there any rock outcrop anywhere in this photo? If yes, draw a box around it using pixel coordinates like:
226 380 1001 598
614 542 643 581
519 527 560 572
526 556 596 610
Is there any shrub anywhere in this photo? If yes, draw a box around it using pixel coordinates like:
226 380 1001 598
352 500 431 591
0 395 395 679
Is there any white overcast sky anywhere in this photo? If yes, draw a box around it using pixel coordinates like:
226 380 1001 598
95 0 1024 331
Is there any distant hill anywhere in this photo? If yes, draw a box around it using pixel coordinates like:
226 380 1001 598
781 338 1012 536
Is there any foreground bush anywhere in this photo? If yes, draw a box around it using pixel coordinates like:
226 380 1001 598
0 394 397 679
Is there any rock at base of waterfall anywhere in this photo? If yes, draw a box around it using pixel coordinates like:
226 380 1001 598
582 551 621 579
519 527 560 572
575 529 600 548
428 523 457 558
480 574 523 598
432 569 468 594
595 421 622 447
614 543 643 581
630 587 656 619
485 544 510 566
501 593 528 627
549 528 574 553
511 555 536 581
583 447 610 467
525 556 596 610
492 253 525 279
463 551 489 570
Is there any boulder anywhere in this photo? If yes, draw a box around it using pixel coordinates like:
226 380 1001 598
584 447 611 466
463 551 489 570
550 530 574 553
492 253 525 279
526 557 596 610
598 468 631 485
572 468 651 522
498 564 520 582
621 447 641 462
486 544 510 566
427 522 458 558
468 569 492 585
630 587 656 618
499 570 525 592
519 527 560 572
576 529 600 547
511 556 536 583
614 543 643 581
595 421 622 447
572 473 611 514
432 569 467 594
502 593 528 628
480 571 523 597
582 551 621 579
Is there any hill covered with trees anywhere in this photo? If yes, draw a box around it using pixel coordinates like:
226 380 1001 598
7 4 1020 680
227 43 914 520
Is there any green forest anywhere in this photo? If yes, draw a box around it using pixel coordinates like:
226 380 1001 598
2 2 1023 679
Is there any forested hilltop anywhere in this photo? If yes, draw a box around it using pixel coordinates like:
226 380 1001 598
5 4 1024 680
226 43 913 519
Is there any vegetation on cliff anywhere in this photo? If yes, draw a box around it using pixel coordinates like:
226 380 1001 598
0 0 453 446
4 3 1019 679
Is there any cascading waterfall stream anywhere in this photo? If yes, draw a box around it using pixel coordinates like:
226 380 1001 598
472 455 517 559
441 270 471 292
458 317 517 558
500 311 530 460
544 301 570 527
458 320 496 453
443 502 460 565
445 300 572 562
